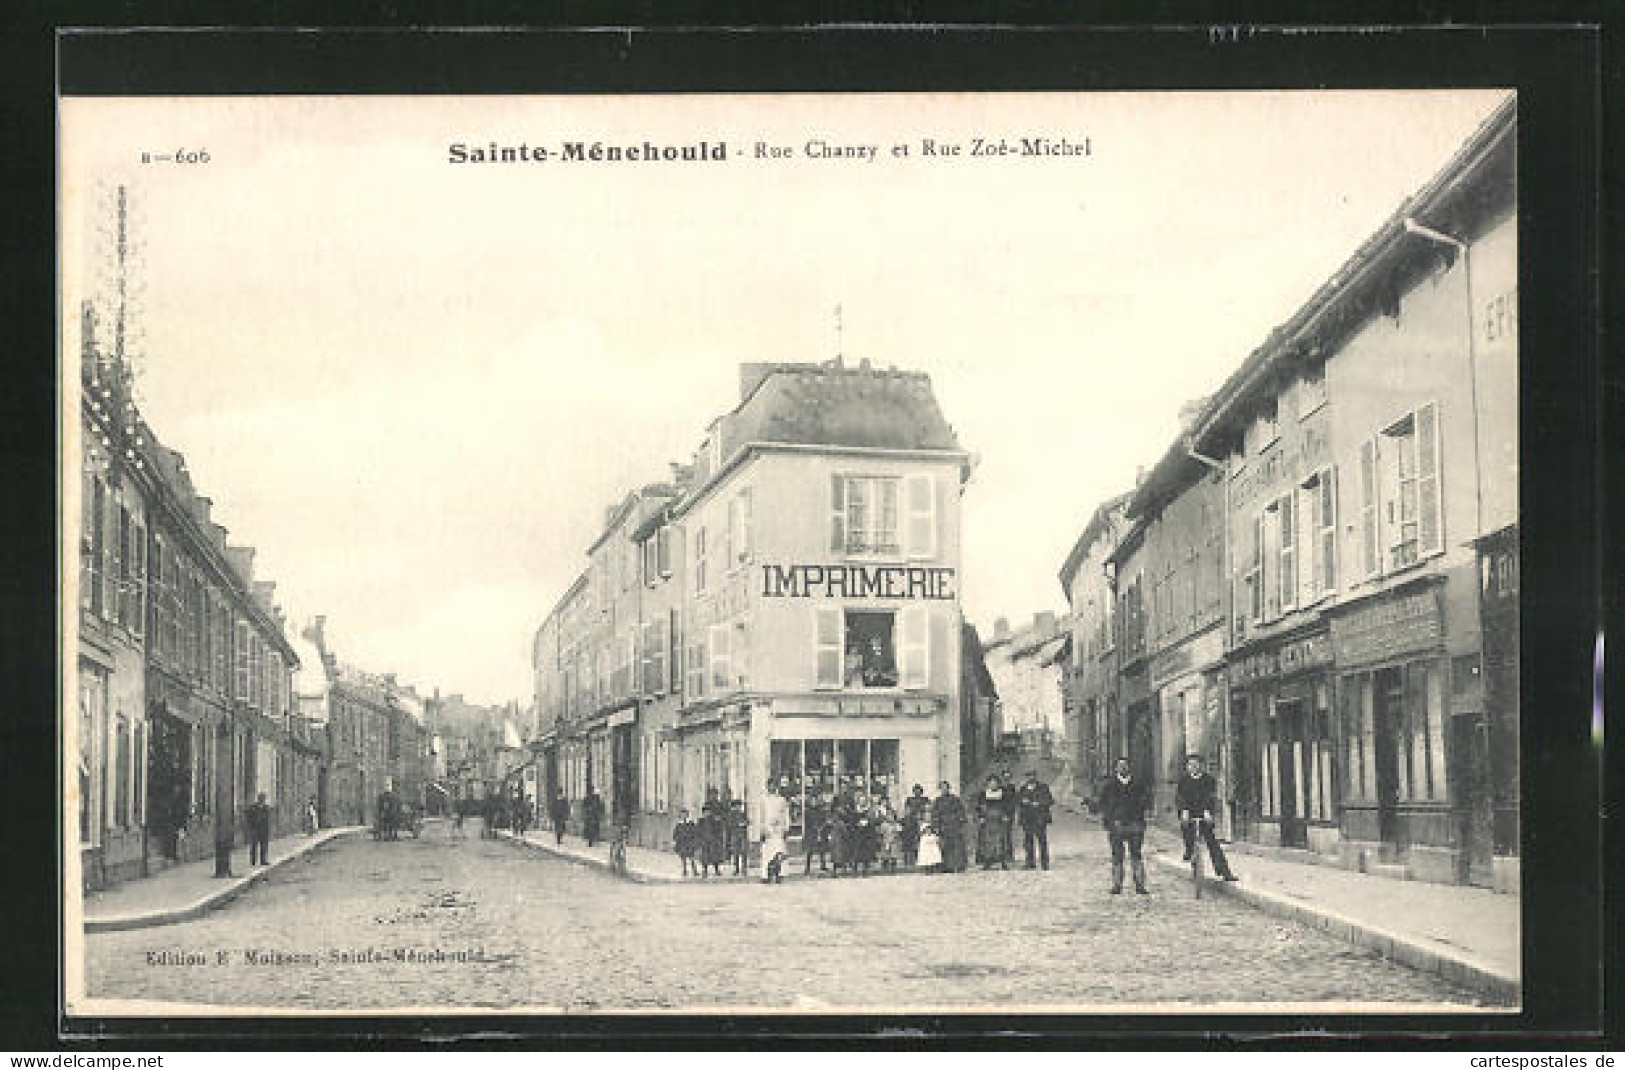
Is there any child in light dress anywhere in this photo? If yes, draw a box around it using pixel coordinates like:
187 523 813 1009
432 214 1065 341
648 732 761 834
915 822 943 871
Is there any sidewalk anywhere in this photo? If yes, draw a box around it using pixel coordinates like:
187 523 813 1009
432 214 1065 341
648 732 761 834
1054 806 1520 1004
497 827 757 884
82 826 363 933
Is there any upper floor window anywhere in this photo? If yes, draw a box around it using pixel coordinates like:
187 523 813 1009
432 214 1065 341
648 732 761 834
727 488 754 571
1359 401 1443 579
693 524 708 595
830 473 936 558
815 607 929 691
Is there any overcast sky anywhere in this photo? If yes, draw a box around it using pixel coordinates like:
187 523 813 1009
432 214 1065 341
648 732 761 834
61 90 1511 706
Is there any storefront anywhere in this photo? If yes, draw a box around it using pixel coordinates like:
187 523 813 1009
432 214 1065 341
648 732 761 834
1329 576 1454 876
1148 624 1225 826
1228 624 1338 853
1475 524 1519 892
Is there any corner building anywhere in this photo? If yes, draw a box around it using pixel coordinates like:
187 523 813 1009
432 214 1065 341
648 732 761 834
535 360 971 854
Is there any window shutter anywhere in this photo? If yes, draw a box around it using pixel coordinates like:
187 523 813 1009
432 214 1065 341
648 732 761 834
724 499 737 569
829 475 847 554
1279 493 1296 611
904 474 936 558
102 484 118 621
739 488 754 563
1320 468 1338 592
1359 438 1379 579
657 526 672 577
669 608 682 693
133 525 146 637
814 608 842 689
1416 402 1442 555
901 608 930 690
709 624 731 691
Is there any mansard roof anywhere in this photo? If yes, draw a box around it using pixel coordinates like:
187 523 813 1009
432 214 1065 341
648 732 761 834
725 359 962 455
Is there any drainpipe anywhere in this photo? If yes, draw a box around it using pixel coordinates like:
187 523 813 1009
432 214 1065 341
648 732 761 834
1403 217 1484 541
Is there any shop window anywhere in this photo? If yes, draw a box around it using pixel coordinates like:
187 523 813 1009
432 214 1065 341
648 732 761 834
1305 684 1336 821
78 665 107 846
1400 661 1448 803
830 474 901 556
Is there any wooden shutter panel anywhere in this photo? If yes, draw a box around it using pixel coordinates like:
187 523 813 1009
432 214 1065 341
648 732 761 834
901 608 930 690
904 474 936 558
669 608 682 693
829 475 846 554
1359 439 1379 578
739 488 753 563
1416 402 1442 555
815 608 842 689
709 624 730 691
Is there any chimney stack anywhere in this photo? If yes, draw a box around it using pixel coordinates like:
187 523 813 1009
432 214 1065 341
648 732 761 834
993 617 1010 641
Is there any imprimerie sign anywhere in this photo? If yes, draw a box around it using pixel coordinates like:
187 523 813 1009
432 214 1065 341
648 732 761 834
761 563 956 600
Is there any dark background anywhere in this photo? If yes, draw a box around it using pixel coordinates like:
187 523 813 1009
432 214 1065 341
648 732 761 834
1 11 1611 1050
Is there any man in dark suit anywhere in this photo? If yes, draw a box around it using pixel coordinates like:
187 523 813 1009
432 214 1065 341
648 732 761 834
246 792 272 866
1097 757 1150 894
1017 770 1055 870
1176 754 1239 881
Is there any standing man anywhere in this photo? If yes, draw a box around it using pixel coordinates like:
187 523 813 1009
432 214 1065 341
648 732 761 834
1098 757 1150 894
1177 754 1239 882
1017 770 1055 870
930 781 969 873
582 789 605 847
549 789 570 845
246 792 272 867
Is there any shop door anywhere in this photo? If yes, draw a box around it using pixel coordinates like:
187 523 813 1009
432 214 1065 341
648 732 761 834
1373 668 1404 848
1451 712 1494 886
1274 699 1309 849
612 725 635 826
1229 694 1256 841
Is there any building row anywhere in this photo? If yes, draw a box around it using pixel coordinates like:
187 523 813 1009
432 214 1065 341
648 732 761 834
75 277 440 891
532 359 996 853
1057 99 1518 890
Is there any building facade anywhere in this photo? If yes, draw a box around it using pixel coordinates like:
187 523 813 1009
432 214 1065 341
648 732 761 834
1058 493 1130 803
534 360 972 855
1056 99 1516 888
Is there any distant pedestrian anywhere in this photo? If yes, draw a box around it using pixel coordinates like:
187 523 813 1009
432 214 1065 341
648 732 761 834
827 793 856 877
246 792 272 866
760 778 791 884
1177 754 1238 882
915 823 943 871
974 775 1013 870
727 798 750 876
802 792 832 875
452 802 466 839
549 790 570 845
875 798 903 874
931 782 969 873
582 790 605 847
303 796 319 836
1017 770 1055 870
697 790 727 877
673 809 699 877
850 792 877 877
1099 757 1151 895
901 784 929 867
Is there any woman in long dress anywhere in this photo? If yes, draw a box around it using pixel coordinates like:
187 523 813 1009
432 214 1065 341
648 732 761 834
931 782 969 873
974 775 1012 870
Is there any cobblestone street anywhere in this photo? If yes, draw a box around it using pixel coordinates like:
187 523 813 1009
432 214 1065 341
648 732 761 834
85 821 1488 1012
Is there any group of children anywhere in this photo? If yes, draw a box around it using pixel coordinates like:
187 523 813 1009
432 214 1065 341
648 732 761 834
670 794 751 878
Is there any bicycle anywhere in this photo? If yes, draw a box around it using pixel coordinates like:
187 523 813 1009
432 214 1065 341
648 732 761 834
1181 815 1212 899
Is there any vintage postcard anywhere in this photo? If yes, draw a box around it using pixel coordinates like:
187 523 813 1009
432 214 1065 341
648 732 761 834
61 88 1521 1017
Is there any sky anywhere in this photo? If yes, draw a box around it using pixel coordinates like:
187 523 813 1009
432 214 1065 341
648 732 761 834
60 90 1512 707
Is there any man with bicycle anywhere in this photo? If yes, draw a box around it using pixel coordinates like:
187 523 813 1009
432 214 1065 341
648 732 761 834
1176 754 1239 882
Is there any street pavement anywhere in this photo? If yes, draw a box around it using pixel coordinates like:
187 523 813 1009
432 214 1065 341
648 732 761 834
82 817 1492 1012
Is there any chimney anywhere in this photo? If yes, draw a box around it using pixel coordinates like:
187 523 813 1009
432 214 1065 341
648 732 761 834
738 362 778 402
1134 465 1147 488
993 617 1010 641
1177 396 1210 434
226 545 256 583
1034 611 1057 635
303 615 327 651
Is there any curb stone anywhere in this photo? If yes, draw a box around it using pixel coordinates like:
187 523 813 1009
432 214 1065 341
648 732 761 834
84 827 364 933
1146 850 1518 1005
